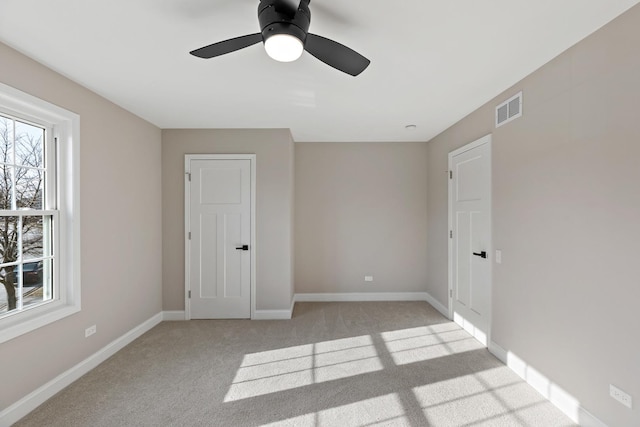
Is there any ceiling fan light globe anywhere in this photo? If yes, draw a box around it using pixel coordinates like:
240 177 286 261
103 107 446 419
264 34 304 62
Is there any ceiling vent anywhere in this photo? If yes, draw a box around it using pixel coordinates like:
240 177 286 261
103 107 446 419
496 91 522 128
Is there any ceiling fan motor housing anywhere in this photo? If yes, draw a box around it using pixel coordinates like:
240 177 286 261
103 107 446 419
258 0 311 44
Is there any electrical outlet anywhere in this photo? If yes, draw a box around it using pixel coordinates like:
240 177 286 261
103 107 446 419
610 384 632 409
85 325 96 338
364 276 374 282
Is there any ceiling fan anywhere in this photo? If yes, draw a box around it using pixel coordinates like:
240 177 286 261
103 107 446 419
190 0 370 76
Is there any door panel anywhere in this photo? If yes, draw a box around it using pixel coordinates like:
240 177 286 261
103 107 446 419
470 210 489 317
199 213 218 298
456 156 483 201
201 168 243 204
189 158 252 319
450 136 491 346
455 211 470 307
224 213 243 298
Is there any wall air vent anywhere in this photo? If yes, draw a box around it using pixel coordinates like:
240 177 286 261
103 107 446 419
495 91 522 128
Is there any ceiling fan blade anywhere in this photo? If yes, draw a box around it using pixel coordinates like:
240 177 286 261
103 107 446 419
190 33 262 59
305 33 370 76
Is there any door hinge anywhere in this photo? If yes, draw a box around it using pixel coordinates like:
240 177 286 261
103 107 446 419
188 290 191 299
450 289 453 298
449 170 452 179
449 230 453 238
188 232 191 240
186 172 191 182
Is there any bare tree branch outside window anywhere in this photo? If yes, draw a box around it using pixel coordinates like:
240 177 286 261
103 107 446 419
0 115 47 313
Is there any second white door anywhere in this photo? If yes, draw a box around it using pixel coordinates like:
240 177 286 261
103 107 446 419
187 157 252 319
449 135 492 345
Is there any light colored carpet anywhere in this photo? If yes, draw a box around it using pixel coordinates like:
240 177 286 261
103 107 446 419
16 302 576 426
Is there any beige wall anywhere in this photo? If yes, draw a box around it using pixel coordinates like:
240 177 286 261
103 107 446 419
161 129 295 311
295 142 428 294
0 43 162 409
4 4 639 423
427 6 640 426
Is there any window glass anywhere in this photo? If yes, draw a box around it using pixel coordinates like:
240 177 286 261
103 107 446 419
15 120 44 168
0 115 53 316
15 167 44 209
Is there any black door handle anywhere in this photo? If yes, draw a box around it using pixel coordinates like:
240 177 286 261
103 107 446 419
473 251 487 259
236 245 249 251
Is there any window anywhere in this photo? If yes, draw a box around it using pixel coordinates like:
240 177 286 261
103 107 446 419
0 82 80 343
1 116 55 314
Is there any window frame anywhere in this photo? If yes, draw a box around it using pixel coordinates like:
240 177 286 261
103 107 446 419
0 113 57 309
0 82 81 343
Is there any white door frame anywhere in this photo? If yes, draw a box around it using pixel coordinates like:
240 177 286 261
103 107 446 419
184 154 257 320
447 134 492 335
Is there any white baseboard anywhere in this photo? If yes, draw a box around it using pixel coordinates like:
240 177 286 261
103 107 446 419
294 292 431 302
488 341 607 427
253 309 292 320
252 295 295 320
294 292 450 320
488 340 508 362
0 312 163 426
423 292 450 318
162 310 186 321
578 408 609 427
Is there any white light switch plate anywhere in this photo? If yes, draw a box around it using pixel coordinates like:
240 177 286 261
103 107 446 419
495 250 502 264
364 276 373 282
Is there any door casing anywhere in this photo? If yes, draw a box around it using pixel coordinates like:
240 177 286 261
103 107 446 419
448 134 492 344
184 154 257 320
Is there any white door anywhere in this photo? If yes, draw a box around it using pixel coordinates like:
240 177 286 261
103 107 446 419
186 156 254 319
449 135 492 345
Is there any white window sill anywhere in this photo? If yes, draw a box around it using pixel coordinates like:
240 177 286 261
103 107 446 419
0 299 81 344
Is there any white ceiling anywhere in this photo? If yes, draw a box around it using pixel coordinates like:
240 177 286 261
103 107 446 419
0 0 638 142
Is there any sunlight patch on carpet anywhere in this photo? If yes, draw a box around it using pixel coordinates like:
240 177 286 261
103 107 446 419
224 335 383 402
414 368 551 426
260 393 406 427
381 324 485 365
